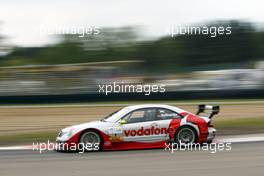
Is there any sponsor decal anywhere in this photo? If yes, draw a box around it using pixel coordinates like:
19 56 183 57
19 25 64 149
109 136 124 142
108 127 124 142
124 126 174 137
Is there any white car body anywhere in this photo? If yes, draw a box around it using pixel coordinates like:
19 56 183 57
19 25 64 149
56 104 217 151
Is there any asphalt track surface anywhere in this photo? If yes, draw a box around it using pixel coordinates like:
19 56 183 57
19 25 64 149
0 142 263 176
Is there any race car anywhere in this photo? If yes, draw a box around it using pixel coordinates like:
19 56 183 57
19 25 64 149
56 104 219 151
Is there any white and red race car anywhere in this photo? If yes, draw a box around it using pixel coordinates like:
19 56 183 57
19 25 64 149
56 104 219 151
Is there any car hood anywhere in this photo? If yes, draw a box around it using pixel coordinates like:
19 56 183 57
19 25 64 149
61 120 112 134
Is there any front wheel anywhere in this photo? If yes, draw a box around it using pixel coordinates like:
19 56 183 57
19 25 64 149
79 130 103 151
174 126 197 144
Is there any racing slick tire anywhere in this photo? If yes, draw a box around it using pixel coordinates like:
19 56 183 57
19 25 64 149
206 139 213 144
79 130 103 152
174 126 197 145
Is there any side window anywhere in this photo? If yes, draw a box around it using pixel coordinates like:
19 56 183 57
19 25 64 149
122 108 157 123
157 108 181 120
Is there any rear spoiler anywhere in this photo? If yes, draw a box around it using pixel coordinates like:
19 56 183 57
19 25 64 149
196 104 220 119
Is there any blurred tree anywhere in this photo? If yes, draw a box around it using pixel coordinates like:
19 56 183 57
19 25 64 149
1 21 263 74
0 22 11 57
1 27 140 65
140 21 260 73
253 31 264 60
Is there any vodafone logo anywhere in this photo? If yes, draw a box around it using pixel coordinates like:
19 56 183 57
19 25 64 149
124 126 174 137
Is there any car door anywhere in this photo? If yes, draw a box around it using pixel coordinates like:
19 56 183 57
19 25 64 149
155 108 183 140
120 108 174 142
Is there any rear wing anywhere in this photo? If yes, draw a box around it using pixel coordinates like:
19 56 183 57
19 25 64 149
196 104 220 119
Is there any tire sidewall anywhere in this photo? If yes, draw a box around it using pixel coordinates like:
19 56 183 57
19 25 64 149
174 126 197 144
79 129 103 151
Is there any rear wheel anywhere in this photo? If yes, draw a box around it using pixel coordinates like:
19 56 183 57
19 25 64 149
206 139 213 144
80 130 103 151
174 126 197 144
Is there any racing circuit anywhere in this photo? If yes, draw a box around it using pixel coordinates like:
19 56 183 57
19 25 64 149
0 141 264 176
1 101 264 176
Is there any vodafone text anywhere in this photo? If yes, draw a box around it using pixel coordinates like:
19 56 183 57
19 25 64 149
124 127 174 137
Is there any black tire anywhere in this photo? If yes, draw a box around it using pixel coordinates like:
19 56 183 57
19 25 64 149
79 130 103 151
174 126 197 145
206 140 213 144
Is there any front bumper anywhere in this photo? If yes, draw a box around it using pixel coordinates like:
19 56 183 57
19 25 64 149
55 131 82 151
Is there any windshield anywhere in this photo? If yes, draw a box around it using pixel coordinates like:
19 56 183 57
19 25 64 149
101 109 121 121
101 107 129 123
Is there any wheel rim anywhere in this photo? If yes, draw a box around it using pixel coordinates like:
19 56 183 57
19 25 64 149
81 131 100 145
177 128 195 144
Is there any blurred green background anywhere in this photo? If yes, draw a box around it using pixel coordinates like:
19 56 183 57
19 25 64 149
1 21 263 72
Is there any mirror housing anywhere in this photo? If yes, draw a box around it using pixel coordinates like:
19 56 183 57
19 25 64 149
119 119 127 125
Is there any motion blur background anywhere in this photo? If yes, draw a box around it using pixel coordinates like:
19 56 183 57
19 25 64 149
0 0 263 102
1 4 264 176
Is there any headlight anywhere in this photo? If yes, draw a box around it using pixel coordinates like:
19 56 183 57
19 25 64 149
58 128 74 138
58 131 63 137
64 131 73 137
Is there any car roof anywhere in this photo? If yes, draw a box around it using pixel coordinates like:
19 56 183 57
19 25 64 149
104 104 187 122
123 104 185 113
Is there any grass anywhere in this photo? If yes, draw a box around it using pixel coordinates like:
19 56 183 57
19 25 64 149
216 117 264 128
215 117 264 135
0 131 58 145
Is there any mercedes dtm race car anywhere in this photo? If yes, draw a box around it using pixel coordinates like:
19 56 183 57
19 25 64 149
56 104 219 151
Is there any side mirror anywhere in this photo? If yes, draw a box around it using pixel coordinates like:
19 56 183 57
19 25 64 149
119 119 127 125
